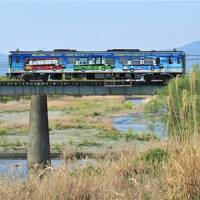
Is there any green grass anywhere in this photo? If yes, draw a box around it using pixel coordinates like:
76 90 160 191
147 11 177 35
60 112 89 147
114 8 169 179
97 128 158 142
124 128 158 142
77 139 101 147
0 138 27 150
97 129 121 140
0 128 8 136
124 130 158 142
53 144 64 152
142 148 169 164
62 99 133 117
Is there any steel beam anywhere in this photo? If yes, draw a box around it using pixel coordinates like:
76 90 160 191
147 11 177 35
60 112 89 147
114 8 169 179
0 85 162 96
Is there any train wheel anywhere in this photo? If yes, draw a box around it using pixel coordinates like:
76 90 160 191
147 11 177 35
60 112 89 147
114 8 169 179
130 68 134 73
41 74 48 82
162 75 171 83
23 74 30 82
81 68 85 72
144 75 152 83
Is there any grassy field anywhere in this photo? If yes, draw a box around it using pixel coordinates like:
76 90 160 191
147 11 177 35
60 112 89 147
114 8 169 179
0 96 134 132
0 95 156 152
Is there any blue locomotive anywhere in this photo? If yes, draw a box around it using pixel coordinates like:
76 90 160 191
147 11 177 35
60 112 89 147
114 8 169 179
8 49 185 82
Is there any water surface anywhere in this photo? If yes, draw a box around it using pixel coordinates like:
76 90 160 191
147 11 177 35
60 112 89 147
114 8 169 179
113 98 167 139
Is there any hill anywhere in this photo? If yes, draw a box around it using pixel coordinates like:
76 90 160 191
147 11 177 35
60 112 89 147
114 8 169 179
179 41 200 54
178 41 200 72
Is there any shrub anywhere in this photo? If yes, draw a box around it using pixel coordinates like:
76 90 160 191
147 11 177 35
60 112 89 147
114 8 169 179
143 148 168 164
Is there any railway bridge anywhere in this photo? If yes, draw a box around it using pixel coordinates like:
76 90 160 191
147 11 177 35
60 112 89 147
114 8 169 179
0 80 165 168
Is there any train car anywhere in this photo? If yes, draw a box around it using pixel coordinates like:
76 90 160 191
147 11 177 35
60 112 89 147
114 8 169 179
7 49 185 82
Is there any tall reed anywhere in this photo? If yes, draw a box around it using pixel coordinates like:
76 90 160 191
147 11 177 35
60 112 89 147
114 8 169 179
167 70 200 143
162 69 200 199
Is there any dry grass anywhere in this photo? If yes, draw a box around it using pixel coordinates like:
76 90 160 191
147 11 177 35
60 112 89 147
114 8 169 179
161 71 200 200
162 140 200 200
167 71 200 142
50 115 114 131
0 151 161 200
0 99 29 112
0 121 27 133
2 137 200 200
0 96 134 133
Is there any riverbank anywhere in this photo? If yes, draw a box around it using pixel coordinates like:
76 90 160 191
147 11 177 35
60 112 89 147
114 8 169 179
0 95 159 155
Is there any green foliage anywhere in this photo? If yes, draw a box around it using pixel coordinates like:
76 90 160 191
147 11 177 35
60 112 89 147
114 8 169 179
123 101 133 110
0 128 8 135
144 97 166 113
143 148 168 164
124 129 158 142
92 111 101 116
167 70 200 140
98 128 158 142
144 67 200 141
53 144 64 152
77 139 101 147
81 165 101 176
97 129 120 140
143 192 152 200
0 138 27 150
71 165 101 178
68 140 75 146
0 96 21 103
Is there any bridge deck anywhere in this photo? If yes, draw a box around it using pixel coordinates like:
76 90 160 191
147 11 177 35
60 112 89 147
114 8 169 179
0 80 165 95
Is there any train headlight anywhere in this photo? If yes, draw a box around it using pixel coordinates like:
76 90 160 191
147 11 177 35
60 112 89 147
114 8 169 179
25 66 32 71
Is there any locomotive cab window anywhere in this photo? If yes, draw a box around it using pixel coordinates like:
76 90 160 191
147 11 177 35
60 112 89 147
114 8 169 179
177 57 181 64
9 56 12 65
16 57 20 63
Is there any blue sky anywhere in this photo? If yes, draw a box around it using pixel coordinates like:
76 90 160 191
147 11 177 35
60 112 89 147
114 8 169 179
0 1 199 53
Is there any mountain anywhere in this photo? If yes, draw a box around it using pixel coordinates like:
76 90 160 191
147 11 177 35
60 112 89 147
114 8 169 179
178 41 200 72
179 41 200 54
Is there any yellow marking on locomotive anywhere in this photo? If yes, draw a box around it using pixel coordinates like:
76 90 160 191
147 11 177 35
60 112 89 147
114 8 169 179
24 66 32 71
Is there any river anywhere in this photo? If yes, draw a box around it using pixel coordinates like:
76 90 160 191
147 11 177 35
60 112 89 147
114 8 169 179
113 98 167 139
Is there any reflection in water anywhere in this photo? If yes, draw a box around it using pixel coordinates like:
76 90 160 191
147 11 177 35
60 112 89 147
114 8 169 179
113 98 167 139
0 159 94 179
113 113 167 139
126 98 144 104
0 159 60 179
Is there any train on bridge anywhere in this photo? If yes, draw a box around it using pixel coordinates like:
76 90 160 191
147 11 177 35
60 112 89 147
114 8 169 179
7 49 185 83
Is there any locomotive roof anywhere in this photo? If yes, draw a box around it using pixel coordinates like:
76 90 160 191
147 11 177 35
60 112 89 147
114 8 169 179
10 50 185 54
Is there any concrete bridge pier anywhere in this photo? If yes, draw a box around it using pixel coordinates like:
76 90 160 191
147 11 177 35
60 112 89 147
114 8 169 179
27 95 51 168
